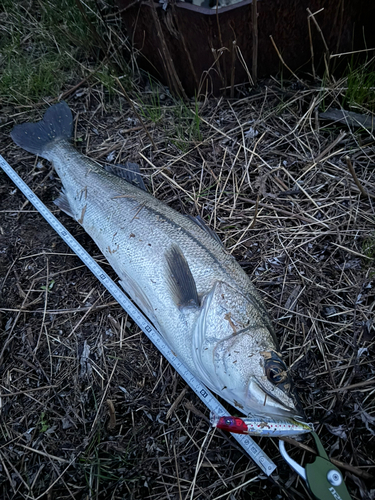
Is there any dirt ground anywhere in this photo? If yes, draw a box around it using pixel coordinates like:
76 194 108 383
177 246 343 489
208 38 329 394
0 82 374 499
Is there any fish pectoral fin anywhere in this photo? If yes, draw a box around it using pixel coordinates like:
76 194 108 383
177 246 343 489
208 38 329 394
54 190 74 218
187 215 223 247
105 162 146 191
165 245 199 309
118 278 161 332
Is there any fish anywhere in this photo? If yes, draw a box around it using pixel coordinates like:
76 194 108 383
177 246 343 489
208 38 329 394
11 101 304 421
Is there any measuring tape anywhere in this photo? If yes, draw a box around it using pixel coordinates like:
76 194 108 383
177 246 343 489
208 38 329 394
0 154 276 475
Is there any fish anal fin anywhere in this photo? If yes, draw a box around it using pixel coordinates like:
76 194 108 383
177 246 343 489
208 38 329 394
54 191 74 218
165 245 199 309
105 162 146 191
187 215 223 246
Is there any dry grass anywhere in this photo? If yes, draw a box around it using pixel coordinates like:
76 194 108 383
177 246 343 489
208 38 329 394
1 79 375 499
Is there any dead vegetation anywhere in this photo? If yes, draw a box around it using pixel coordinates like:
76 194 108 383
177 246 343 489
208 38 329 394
0 78 374 499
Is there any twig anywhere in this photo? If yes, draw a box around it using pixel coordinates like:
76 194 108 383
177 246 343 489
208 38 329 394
0 301 118 314
237 197 324 225
327 377 375 393
331 242 373 259
91 359 118 430
269 36 305 86
106 399 116 430
17 444 70 464
230 39 237 98
174 445 183 500
307 11 316 79
149 0 187 99
167 386 188 419
235 44 254 86
0 385 58 397
303 131 346 173
330 47 375 59
345 156 375 199
306 8 330 78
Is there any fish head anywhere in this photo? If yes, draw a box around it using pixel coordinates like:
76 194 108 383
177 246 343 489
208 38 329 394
212 330 304 419
194 282 304 419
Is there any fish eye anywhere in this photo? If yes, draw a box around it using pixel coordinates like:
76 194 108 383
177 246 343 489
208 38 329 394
265 360 288 385
225 418 232 425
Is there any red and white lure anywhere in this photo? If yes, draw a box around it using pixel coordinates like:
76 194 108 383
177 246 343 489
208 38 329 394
210 413 312 437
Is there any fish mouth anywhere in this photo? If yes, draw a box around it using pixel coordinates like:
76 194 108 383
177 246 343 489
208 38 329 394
246 376 305 418
246 349 305 418
258 350 305 418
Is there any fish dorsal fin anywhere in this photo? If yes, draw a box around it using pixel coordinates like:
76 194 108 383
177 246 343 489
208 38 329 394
105 162 146 191
165 245 199 309
187 215 223 246
54 189 74 218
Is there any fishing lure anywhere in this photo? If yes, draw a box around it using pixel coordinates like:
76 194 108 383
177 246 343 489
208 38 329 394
210 413 312 437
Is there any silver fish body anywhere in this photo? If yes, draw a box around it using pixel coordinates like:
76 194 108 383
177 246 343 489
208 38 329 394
11 102 304 421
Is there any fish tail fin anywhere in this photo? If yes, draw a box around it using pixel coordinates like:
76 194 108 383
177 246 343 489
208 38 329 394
10 101 73 159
